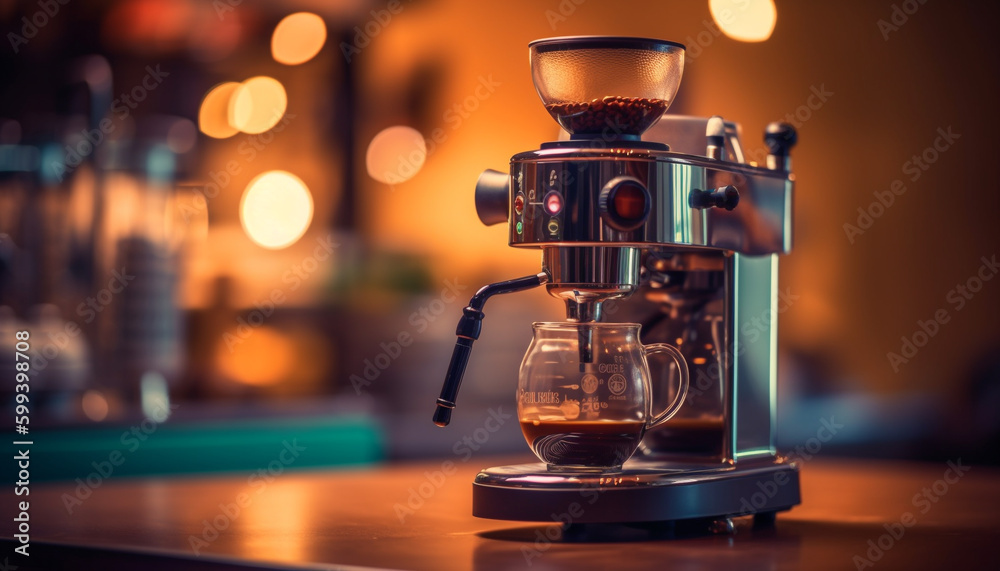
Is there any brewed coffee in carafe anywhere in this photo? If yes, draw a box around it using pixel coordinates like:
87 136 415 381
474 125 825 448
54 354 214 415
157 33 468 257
518 322 688 471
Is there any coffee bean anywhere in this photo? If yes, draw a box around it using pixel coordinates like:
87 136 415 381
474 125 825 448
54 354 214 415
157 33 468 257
546 96 668 135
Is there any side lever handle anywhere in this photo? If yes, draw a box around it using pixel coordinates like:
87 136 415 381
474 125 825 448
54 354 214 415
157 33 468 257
433 272 548 427
690 186 739 211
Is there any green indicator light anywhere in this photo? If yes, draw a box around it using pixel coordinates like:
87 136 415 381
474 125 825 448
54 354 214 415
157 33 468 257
547 219 559 234
516 221 523 234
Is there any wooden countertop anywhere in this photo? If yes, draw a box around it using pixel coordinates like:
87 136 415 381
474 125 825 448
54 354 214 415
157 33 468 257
9 455 999 570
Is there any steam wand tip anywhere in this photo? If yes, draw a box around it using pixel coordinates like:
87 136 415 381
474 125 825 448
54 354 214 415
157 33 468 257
433 399 455 427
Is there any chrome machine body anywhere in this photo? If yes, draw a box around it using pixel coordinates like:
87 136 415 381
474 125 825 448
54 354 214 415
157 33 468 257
433 36 800 528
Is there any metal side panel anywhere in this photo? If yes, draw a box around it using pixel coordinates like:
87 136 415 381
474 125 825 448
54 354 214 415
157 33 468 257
730 253 779 460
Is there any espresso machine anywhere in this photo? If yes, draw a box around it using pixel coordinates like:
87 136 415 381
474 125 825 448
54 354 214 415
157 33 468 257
433 36 799 529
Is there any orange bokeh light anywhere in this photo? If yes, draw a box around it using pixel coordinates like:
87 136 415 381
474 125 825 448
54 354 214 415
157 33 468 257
366 126 427 184
198 82 241 139
709 0 777 43
229 76 288 134
239 171 314 250
215 327 295 387
271 12 327 65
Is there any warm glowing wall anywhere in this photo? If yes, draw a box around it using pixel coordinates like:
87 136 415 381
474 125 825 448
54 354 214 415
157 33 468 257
355 0 998 400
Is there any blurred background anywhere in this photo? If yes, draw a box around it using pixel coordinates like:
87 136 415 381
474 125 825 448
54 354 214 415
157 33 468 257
1 0 997 480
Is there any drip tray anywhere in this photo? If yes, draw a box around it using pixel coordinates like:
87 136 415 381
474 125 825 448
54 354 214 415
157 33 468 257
473 459 799 523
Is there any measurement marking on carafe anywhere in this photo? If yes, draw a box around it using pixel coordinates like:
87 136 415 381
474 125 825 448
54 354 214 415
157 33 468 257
608 374 627 396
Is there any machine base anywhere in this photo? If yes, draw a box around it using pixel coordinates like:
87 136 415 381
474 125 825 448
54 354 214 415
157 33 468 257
472 458 799 524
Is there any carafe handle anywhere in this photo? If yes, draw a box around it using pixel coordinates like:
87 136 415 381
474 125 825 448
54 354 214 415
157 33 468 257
642 343 690 430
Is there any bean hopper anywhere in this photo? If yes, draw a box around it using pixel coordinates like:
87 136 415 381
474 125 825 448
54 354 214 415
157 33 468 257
432 36 800 529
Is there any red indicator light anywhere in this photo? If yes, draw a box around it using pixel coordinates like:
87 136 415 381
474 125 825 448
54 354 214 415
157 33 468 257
544 191 563 215
514 194 524 215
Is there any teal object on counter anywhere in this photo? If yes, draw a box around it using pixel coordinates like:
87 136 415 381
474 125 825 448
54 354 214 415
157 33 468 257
27 415 385 482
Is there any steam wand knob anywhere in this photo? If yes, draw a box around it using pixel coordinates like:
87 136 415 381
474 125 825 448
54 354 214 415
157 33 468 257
433 272 548 427
705 115 726 160
764 122 798 171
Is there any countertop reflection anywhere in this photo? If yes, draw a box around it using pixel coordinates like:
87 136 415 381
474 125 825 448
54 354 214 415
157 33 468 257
10 455 999 570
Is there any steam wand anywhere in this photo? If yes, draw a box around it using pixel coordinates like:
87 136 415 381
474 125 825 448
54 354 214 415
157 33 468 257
432 272 549 427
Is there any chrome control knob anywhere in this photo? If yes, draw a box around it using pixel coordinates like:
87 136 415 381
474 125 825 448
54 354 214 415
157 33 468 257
599 176 650 230
475 169 509 226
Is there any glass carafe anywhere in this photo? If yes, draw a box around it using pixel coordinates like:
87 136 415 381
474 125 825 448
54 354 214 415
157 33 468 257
518 322 689 471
